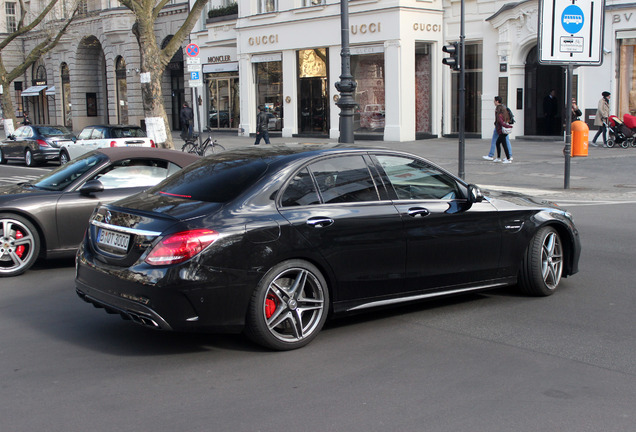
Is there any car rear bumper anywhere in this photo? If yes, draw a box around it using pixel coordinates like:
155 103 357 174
75 244 254 333
35 147 60 161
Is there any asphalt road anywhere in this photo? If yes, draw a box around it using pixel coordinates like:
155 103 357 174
1 176 635 430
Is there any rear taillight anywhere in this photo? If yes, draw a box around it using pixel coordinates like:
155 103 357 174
150 140 156 148
36 139 49 147
110 141 117 147
145 229 218 266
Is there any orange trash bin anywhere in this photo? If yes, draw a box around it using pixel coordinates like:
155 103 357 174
571 120 589 157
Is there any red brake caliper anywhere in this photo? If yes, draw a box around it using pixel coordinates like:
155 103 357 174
265 294 278 319
15 230 25 258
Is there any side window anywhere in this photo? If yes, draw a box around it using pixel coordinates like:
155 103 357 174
376 155 460 200
309 155 379 203
12 127 25 138
78 128 93 139
91 128 105 139
23 127 34 138
93 159 171 190
280 168 320 207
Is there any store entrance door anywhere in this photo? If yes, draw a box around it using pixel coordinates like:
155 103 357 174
525 46 565 136
207 75 239 130
299 77 329 134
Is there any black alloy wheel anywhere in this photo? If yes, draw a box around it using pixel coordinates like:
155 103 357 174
519 226 564 296
245 260 329 350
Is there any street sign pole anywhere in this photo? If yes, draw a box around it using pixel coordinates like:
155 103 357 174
564 64 574 189
185 44 202 147
538 0 606 189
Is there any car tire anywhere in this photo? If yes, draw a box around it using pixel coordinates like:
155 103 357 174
59 149 70 165
25 149 36 167
245 259 329 350
0 148 6 164
518 226 563 296
0 213 41 277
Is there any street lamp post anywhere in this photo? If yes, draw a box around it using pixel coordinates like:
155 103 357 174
335 0 357 143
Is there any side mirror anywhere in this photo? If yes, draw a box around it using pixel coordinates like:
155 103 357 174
80 179 104 196
7 134 16 140
468 184 484 203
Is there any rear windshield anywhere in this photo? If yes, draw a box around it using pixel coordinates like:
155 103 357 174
111 127 146 138
149 157 269 203
36 126 72 137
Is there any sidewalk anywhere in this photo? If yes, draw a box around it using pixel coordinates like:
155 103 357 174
173 131 636 202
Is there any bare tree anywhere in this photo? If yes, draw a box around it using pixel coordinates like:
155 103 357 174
0 0 78 133
122 0 209 149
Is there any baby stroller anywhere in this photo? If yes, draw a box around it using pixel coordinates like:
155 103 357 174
607 115 634 148
621 114 636 148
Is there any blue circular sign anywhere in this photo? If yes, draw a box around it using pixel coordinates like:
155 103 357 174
562 5 584 34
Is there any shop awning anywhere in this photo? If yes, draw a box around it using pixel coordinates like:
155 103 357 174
45 86 56 96
21 85 47 97
203 62 239 73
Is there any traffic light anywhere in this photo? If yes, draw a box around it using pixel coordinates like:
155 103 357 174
442 42 460 70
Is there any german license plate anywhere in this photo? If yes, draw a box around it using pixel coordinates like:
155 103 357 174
97 228 130 251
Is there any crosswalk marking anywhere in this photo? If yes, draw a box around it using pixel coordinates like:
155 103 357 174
0 175 41 185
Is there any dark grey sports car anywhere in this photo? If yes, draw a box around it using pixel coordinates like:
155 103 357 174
75 145 581 350
0 147 199 276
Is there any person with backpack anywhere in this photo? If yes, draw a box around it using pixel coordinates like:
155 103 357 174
482 96 513 161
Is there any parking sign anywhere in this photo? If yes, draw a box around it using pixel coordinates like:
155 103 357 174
538 0 605 65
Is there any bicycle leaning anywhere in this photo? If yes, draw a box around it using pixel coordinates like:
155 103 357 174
181 127 225 156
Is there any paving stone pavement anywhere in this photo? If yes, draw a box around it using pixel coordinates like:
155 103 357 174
172 131 636 204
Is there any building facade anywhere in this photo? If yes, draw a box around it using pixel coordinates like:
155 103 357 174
189 0 633 142
2 0 188 134
4 0 636 142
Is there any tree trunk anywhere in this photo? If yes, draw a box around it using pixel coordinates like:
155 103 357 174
0 56 17 135
134 16 173 149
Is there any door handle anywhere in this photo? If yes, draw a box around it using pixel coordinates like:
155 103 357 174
407 207 430 217
306 217 334 228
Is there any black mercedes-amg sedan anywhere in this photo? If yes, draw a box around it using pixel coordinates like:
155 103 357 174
75 144 581 350
0 147 199 276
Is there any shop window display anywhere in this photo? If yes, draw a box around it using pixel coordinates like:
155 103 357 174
351 53 385 134
619 39 636 118
255 61 283 131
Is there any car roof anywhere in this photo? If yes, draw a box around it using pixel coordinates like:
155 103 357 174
81 125 142 129
94 147 200 167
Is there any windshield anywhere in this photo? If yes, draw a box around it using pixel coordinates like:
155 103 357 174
112 127 146 138
33 152 108 191
36 126 73 137
148 156 269 203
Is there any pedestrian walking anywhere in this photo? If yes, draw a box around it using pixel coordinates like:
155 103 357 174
483 96 513 161
254 105 271 145
179 102 194 140
21 112 31 125
494 104 513 163
591 91 610 147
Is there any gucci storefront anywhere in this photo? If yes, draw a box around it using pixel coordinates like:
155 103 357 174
236 6 444 142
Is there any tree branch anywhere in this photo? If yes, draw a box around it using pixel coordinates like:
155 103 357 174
0 0 63 51
159 0 208 64
6 8 79 82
